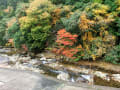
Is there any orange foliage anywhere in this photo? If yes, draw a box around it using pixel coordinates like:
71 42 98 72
56 29 78 46
52 8 61 25
79 13 95 31
53 47 79 59
53 29 80 59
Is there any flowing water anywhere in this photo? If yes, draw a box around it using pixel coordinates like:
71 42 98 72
0 48 120 88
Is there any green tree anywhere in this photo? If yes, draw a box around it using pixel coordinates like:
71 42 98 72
19 0 55 51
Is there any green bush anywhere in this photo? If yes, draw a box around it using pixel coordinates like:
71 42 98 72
0 20 7 45
13 30 25 48
92 0 102 3
18 0 55 51
61 11 81 34
8 22 19 38
51 0 90 5
51 0 65 4
51 0 90 11
104 45 120 64
108 18 120 44
15 3 29 18
103 0 118 12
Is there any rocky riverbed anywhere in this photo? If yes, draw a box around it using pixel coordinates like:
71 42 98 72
0 48 120 88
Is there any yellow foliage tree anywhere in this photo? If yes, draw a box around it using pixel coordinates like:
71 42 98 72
78 3 115 60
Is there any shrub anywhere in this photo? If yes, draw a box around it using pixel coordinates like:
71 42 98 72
92 0 102 3
8 22 19 38
51 5 71 30
51 0 65 4
56 29 78 46
51 0 90 5
53 29 80 59
0 20 7 45
19 0 55 51
103 0 118 12
104 45 120 64
15 3 29 18
51 0 90 11
61 11 81 34
13 30 25 48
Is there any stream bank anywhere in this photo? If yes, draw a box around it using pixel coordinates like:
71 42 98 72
0 48 120 88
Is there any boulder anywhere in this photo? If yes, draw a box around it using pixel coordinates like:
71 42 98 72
47 59 56 63
40 57 47 61
57 72 70 81
0 55 9 64
94 71 110 81
81 75 94 84
8 54 19 63
18 56 31 63
29 59 40 65
0 81 4 86
76 77 87 83
112 74 120 83
36 53 43 58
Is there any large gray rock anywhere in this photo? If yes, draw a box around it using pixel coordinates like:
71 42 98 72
36 53 43 58
8 54 19 63
57 72 70 81
0 68 119 90
112 74 120 83
0 68 61 90
29 59 40 65
40 57 46 61
0 48 11 53
94 71 110 81
47 59 56 63
0 55 9 64
81 75 94 84
76 77 87 83
0 81 4 86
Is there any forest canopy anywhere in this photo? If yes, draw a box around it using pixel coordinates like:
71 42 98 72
0 0 120 64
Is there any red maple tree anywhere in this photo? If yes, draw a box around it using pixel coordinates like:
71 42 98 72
53 29 80 59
